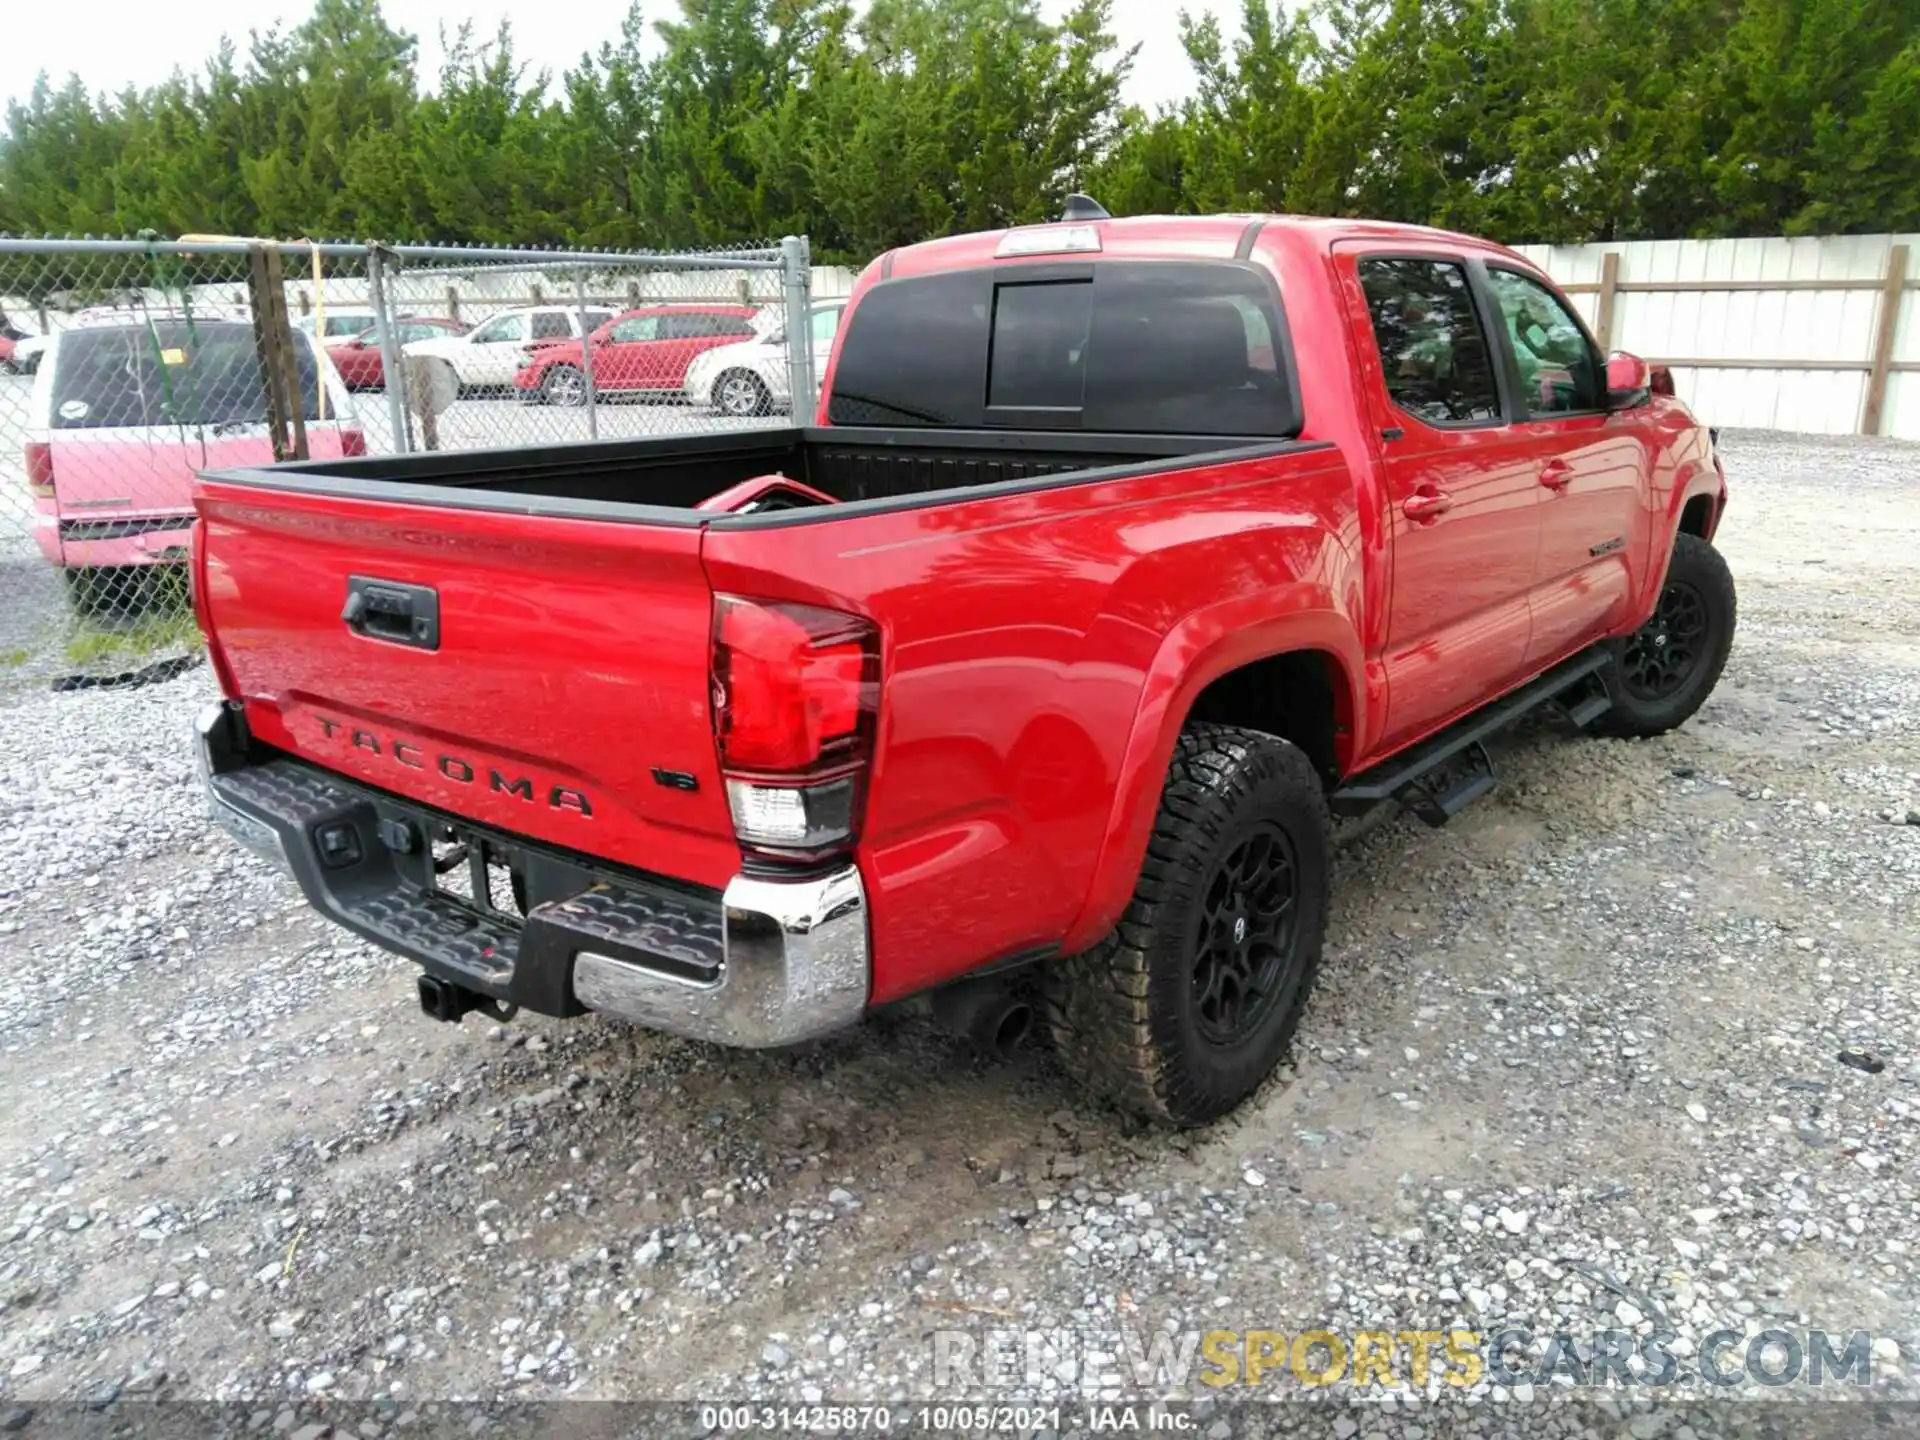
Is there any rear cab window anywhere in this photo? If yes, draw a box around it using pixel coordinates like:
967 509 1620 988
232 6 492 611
47 321 326 430
827 261 1299 437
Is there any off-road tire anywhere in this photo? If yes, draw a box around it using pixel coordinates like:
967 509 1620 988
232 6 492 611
1592 533 1736 738
1044 724 1331 1127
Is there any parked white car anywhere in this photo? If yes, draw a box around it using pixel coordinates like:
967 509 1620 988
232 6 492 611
403 306 617 391
684 302 845 417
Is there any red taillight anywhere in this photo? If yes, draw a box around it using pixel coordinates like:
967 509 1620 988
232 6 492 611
24 441 54 499
340 428 367 457
711 595 878 857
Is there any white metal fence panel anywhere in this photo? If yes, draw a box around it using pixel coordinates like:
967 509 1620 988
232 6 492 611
1514 233 1918 438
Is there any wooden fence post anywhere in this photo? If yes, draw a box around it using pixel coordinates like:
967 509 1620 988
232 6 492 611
1595 251 1621 352
445 285 461 323
1862 243 1909 436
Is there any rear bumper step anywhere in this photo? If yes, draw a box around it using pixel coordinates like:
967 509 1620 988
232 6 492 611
195 703 869 1047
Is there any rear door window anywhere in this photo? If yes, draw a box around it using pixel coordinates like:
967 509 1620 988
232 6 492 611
530 312 571 341
661 313 754 340
810 307 843 344
471 314 526 344
828 262 1296 436
49 322 324 430
609 316 660 343
1355 258 1503 426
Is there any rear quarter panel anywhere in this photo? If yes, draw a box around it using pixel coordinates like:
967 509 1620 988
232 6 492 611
702 442 1364 1003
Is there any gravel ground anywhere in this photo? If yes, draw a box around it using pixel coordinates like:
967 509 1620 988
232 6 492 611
0 432 1915 1436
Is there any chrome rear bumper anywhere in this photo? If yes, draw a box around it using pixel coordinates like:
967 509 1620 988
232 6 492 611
195 702 870 1047
572 868 868 1047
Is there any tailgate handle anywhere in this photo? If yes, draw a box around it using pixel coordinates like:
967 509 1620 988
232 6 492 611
343 576 440 651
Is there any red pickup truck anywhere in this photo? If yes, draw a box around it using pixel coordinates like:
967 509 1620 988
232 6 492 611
192 210 1733 1125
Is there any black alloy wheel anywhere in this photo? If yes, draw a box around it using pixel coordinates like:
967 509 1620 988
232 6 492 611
1191 823 1301 1045
1621 579 1710 701
1591 532 1737 739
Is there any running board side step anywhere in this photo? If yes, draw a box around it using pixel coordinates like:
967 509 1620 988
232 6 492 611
1330 648 1614 823
1401 741 1497 828
1560 689 1612 729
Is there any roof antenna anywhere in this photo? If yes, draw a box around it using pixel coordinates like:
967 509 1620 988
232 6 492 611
1061 194 1111 222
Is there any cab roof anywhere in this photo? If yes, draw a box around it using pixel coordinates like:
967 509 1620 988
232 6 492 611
881 213 1534 278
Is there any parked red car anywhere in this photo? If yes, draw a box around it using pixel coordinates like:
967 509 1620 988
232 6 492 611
326 317 468 390
513 304 759 405
195 209 1732 1125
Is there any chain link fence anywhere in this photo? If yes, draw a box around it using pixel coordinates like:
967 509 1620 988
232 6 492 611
0 234 816 683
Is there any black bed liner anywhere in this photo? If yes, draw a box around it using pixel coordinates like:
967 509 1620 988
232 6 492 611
199 425 1329 530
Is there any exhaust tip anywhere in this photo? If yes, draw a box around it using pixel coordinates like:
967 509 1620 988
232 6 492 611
984 1001 1033 1055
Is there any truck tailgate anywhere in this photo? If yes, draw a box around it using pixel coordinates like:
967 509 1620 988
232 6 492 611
195 481 741 889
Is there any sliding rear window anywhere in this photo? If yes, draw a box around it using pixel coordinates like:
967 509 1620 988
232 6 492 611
827 261 1298 436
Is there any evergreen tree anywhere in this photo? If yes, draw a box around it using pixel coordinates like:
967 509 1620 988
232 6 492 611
2 0 1917 262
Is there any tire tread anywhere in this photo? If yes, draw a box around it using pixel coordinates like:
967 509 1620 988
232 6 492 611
1045 724 1329 1126
1594 533 1737 738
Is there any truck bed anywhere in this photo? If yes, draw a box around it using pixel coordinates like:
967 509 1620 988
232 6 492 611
213 426 1276 523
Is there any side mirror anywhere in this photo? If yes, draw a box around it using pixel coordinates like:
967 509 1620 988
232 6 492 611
1606 351 1652 410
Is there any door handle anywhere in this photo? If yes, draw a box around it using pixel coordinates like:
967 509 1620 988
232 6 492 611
1538 460 1574 490
1402 487 1455 522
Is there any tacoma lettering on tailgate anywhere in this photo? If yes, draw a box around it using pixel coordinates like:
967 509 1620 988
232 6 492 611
313 716 595 816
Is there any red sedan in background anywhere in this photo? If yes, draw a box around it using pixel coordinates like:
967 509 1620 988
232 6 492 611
327 317 469 390
514 304 759 405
